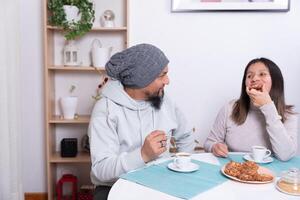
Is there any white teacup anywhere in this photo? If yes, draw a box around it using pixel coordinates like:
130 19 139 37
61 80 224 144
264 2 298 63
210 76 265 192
251 146 271 162
173 152 191 169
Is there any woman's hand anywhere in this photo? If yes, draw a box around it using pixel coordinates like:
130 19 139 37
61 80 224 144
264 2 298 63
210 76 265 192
246 84 272 107
212 142 228 157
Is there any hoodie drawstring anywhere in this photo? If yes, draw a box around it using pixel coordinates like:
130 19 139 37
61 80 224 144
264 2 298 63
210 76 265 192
137 108 143 145
138 107 156 146
152 109 155 129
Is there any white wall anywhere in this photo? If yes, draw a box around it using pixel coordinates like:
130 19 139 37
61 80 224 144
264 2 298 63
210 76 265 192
20 0 45 193
129 0 300 150
20 0 300 192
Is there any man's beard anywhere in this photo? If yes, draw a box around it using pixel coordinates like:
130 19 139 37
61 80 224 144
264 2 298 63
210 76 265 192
147 89 164 110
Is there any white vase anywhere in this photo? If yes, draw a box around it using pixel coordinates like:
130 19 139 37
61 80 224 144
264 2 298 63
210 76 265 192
91 39 113 68
60 96 78 119
63 5 81 23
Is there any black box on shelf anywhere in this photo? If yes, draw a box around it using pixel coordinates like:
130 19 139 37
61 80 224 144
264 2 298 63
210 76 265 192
61 138 78 157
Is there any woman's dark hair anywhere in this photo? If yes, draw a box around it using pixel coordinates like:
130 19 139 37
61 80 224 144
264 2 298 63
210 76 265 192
232 57 293 125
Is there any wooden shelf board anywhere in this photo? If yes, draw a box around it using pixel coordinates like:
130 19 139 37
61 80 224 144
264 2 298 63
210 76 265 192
48 65 105 71
49 115 90 124
47 25 127 31
92 27 127 31
50 152 91 163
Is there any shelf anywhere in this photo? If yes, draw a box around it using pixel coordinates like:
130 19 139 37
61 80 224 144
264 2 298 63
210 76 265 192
49 115 90 124
45 1 129 198
47 25 127 32
50 152 91 163
48 65 105 72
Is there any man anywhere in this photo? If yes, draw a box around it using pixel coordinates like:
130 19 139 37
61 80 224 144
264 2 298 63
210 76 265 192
88 43 195 200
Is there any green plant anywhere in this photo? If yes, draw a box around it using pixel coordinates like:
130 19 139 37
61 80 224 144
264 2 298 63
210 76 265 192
48 0 95 40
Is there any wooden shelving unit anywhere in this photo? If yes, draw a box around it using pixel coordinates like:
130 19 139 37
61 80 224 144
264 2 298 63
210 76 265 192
43 1 129 199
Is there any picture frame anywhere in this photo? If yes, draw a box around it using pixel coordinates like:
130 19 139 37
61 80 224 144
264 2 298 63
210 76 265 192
171 0 290 12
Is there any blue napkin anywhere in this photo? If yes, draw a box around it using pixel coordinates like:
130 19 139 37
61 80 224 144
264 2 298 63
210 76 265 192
217 154 300 176
260 156 300 175
121 160 227 199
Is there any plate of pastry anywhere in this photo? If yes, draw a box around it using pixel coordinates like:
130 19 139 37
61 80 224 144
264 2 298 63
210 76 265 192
221 160 274 184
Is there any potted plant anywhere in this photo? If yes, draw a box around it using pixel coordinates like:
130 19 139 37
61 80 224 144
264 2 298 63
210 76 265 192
60 85 78 119
48 0 95 40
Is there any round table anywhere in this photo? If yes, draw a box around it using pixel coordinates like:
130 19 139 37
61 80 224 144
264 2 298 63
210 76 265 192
108 153 298 200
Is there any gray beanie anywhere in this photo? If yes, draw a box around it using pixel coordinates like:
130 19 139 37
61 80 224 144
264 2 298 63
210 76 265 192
105 43 169 88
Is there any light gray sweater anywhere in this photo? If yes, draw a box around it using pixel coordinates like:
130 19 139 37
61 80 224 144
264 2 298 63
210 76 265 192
204 100 298 161
88 80 195 186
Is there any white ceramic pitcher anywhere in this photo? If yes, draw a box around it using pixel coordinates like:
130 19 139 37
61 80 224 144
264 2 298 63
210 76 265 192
91 39 113 68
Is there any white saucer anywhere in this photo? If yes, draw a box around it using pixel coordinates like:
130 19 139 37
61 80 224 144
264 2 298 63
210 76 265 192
167 162 199 173
243 154 273 164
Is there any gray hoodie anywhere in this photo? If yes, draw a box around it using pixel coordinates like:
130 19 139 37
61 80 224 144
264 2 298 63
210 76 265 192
88 80 195 186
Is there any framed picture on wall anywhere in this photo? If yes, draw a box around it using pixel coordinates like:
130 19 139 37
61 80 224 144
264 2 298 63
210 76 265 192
171 0 290 12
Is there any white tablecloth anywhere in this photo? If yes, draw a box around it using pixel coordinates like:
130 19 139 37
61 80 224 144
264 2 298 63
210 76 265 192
108 153 298 200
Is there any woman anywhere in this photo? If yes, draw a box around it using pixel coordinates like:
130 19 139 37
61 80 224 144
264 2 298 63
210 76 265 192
204 58 298 161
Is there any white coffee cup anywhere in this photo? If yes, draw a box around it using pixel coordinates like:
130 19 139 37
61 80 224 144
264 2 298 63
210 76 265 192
251 146 271 162
173 152 191 169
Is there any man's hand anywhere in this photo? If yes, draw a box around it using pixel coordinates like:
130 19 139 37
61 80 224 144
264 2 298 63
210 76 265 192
246 84 272 107
212 142 228 157
141 130 167 163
